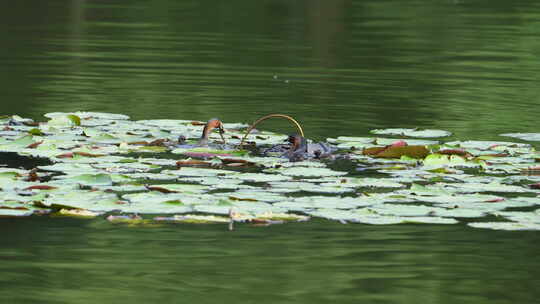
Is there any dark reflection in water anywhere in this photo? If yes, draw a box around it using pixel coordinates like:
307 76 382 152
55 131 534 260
1 218 539 304
1 0 540 303
1 0 540 140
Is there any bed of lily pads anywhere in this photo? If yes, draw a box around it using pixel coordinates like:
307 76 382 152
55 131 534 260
1 112 539 230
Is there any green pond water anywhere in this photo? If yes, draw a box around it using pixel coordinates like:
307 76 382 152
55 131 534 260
1 0 540 303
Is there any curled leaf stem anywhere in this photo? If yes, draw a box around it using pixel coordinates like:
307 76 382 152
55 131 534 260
239 114 304 148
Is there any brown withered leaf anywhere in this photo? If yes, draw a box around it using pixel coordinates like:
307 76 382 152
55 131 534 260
438 149 472 157
144 185 179 193
22 121 39 127
176 160 212 167
24 185 58 191
0 206 29 210
362 146 387 156
529 183 540 189
74 151 105 157
229 196 257 202
375 145 429 159
56 152 74 158
26 141 43 149
147 138 169 146
127 141 149 145
221 158 255 167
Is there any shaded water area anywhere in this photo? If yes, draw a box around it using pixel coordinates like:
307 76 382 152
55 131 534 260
1 0 540 303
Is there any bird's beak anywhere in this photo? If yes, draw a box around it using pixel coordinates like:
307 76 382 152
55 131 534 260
219 126 226 143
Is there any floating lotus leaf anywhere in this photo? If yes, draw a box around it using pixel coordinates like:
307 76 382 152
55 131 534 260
0 135 36 152
57 208 102 217
431 208 487 218
441 182 536 193
309 208 458 225
144 183 210 194
91 162 156 173
334 142 376 150
267 167 347 177
172 147 249 157
161 167 238 177
505 197 540 206
45 112 130 121
414 193 505 204
156 214 230 224
46 114 81 127
370 128 452 138
467 222 540 231
268 181 355 194
137 158 179 166
118 202 193 214
217 155 286 167
279 160 328 168
493 211 540 224
369 204 447 217
53 173 113 186
176 177 245 188
321 177 404 189
270 200 311 212
0 130 24 137
251 212 309 222
437 201 533 212
136 119 194 129
193 205 232 215
402 183 454 196
308 208 368 222
397 217 458 224
93 184 147 192
423 153 484 168
229 201 286 215
329 136 375 144
293 196 377 209
500 133 540 142
127 172 177 181
38 163 101 174
368 145 430 159
219 190 285 203
375 138 439 146
225 173 293 182
445 140 530 150
41 191 121 211
0 208 34 217
1 192 49 204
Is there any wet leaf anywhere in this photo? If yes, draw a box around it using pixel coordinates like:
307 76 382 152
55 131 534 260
468 222 540 231
500 133 540 142
267 167 347 177
370 128 452 138
364 145 430 159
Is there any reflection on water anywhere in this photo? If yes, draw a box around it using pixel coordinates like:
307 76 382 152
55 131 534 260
1 0 540 303
1 0 540 140
1 218 539 304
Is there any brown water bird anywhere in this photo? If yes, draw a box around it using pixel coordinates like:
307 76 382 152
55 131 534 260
197 118 226 145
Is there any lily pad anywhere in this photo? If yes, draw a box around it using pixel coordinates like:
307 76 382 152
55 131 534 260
500 133 540 142
0 208 35 217
267 167 347 177
370 128 452 138
467 222 540 231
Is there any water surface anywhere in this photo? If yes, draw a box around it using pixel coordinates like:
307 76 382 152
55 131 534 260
1 0 539 303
